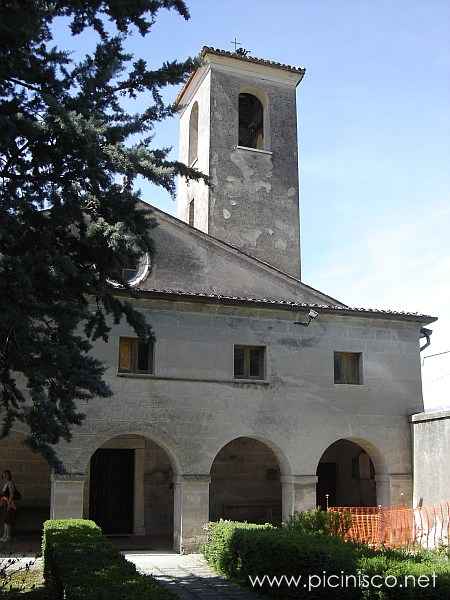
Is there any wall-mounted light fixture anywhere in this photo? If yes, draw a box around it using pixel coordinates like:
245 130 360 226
294 309 319 327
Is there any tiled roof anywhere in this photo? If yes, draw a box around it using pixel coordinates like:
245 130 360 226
201 46 306 76
130 287 437 324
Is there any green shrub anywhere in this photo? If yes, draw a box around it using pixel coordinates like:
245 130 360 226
202 518 450 599
202 520 359 599
202 520 274 576
285 508 352 537
42 519 176 600
357 546 450 599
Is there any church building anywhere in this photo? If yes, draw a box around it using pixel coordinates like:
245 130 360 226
2 47 436 552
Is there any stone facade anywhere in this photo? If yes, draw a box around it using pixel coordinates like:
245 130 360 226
1 48 435 553
43 297 426 551
177 50 303 278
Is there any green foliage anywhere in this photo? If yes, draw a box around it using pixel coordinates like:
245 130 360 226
42 519 176 600
202 518 450 599
202 520 275 576
285 508 352 537
0 0 205 467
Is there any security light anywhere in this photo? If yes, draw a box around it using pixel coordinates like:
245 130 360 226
294 309 320 327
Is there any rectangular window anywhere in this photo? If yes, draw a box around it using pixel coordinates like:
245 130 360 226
234 345 265 380
334 352 362 384
118 337 154 374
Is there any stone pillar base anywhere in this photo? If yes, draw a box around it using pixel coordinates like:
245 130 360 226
376 473 413 506
174 474 210 553
281 475 318 522
50 473 85 520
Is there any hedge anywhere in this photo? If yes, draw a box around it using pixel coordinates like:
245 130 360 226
202 520 450 600
42 519 176 600
203 521 359 599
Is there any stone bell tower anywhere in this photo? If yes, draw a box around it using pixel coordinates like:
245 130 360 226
176 46 305 278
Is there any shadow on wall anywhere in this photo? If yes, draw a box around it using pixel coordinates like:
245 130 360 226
0 431 51 534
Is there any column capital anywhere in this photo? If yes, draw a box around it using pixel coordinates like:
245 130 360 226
281 475 318 486
174 474 211 485
52 472 85 482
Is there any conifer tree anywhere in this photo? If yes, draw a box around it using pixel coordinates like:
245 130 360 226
0 0 202 468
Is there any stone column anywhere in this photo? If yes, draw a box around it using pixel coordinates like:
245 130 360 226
134 448 146 535
50 473 85 519
281 475 318 522
173 474 210 554
375 473 413 506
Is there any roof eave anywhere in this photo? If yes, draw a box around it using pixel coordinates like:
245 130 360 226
112 288 437 325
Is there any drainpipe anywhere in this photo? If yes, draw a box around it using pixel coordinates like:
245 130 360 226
419 327 432 352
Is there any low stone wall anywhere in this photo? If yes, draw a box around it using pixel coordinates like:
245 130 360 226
412 410 450 506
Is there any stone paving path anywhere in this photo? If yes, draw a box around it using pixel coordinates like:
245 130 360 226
124 552 261 599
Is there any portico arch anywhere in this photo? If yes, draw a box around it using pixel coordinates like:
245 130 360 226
209 436 284 524
316 438 383 509
83 433 179 548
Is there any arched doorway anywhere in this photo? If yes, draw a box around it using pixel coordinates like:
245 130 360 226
0 431 50 534
85 435 174 545
210 437 282 524
316 439 377 509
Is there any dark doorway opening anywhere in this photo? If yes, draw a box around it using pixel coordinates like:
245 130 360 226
316 462 337 510
89 448 134 534
316 440 377 508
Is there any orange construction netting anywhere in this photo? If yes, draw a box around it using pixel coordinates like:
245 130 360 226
328 502 450 549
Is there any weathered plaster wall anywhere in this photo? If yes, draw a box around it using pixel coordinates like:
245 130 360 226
54 299 421 491
412 410 450 506
208 68 301 278
144 439 173 538
142 207 339 305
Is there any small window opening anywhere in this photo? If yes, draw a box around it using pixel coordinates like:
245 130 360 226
188 102 199 165
334 352 362 384
119 337 154 374
238 93 264 150
234 345 265 380
188 199 195 227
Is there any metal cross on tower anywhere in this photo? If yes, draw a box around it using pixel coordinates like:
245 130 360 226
230 37 242 52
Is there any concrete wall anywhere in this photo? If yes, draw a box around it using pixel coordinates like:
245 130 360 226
412 410 450 506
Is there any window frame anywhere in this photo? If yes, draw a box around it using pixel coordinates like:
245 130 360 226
233 345 266 381
333 351 363 385
118 337 154 375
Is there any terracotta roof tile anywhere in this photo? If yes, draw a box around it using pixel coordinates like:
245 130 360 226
129 287 436 324
201 46 306 75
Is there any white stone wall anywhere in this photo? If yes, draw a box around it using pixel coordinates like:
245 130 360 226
53 298 421 490
412 410 450 506
177 70 211 233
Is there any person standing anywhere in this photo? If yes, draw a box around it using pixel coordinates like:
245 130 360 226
0 470 17 542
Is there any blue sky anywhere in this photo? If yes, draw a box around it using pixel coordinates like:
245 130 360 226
52 0 450 408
